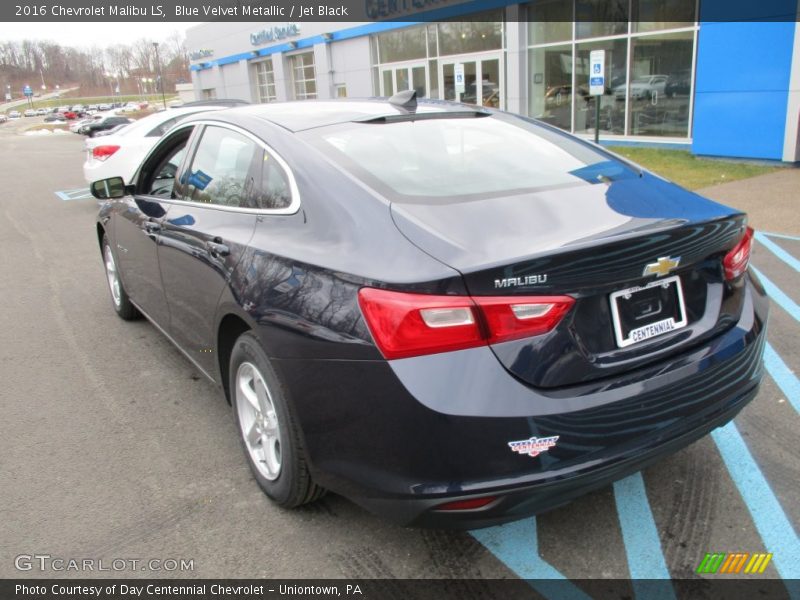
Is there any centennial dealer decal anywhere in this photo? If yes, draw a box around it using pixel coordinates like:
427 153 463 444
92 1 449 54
508 436 560 458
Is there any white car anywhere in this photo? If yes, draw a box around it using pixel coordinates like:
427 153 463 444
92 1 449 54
614 75 669 100
9 111 21 119
0 114 7 123
71 115 102 133
83 105 232 185
23 109 36 117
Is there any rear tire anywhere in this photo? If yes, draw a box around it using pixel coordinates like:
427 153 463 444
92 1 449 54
230 332 325 507
102 235 139 320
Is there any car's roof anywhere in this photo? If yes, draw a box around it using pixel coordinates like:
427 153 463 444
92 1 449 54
218 98 489 132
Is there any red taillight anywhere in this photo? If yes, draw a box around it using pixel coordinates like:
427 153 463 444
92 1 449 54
723 226 754 280
473 296 575 344
357 288 574 359
357 289 483 359
434 496 498 511
92 145 120 161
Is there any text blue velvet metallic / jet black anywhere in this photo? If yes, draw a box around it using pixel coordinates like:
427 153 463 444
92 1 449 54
96 99 768 528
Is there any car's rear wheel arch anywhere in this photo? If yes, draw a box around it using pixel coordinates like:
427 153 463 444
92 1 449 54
217 313 252 404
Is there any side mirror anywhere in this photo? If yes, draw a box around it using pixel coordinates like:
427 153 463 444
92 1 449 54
91 177 129 200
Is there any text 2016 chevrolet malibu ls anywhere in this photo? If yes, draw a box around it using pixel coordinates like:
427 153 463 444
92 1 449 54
92 95 767 528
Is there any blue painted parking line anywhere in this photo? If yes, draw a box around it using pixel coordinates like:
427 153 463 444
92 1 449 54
751 266 800 322
470 517 591 600
756 232 800 273
711 423 800 582
764 343 800 414
761 231 800 242
54 188 93 201
613 474 676 599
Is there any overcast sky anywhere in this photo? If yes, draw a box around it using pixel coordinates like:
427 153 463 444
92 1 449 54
0 22 195 48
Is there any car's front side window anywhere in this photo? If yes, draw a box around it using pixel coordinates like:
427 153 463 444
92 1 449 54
182 126 261 208
137 128 194 199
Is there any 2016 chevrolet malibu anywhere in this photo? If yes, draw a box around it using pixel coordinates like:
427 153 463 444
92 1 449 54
92 94 767 528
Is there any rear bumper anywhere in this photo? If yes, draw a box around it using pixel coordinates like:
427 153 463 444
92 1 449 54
365 378 758 528
272 273 768 528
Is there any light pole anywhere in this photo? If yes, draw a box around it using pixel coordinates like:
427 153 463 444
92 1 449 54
104 72 114 98
153 42 167 109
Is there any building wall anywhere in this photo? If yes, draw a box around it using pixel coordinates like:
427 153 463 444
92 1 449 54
186 7 800 162
692 0 799 160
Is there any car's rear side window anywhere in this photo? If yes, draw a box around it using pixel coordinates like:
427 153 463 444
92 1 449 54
308 113 638 202
250 149 292 210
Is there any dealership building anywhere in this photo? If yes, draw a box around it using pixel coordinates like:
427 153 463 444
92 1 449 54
185 1 800 162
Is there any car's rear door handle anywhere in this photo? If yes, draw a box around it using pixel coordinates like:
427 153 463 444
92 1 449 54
206 239 230 257
143 220 161 234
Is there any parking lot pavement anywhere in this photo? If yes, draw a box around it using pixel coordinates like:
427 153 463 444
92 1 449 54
0 133 797 593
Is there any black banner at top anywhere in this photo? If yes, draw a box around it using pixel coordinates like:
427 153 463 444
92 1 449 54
2 0 800 22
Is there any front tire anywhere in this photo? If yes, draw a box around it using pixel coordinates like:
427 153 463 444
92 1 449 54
102 234 139 320
230 332 324 507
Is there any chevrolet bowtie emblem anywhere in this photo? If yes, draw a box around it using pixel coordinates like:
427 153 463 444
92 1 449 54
643 256 681 277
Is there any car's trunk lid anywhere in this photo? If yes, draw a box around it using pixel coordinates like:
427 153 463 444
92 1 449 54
391 173 748 388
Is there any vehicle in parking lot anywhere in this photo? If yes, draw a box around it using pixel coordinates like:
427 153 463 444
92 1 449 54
23 109 36 117
71 115 102 133
84 103 244 184
92 96 768 528
44 112 67 123
0 114 7 123
93 123 131 138
80 115 134 137
36 108 48 116
8 111 21 119
98 103 112 111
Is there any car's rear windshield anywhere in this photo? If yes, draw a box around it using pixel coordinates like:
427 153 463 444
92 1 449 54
304 113 638 203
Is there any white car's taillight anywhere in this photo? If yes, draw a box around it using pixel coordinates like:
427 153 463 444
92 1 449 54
92 145 120 161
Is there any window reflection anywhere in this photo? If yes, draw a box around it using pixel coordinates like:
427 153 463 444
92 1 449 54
526 0 696 139
576 0 628 39
628 32 694 137
529 44 572 131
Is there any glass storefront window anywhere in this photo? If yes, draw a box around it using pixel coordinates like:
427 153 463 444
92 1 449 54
290 53 317 100
528 44 573 131
576 0 629 39
437 13 503 56
627 31 693 137
633 0 695 32
412 66 427 98
376 27 427 63
575 39 627 135
428 59 439 99
528 0 572 44
254 59 276 103
526 0 697 139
